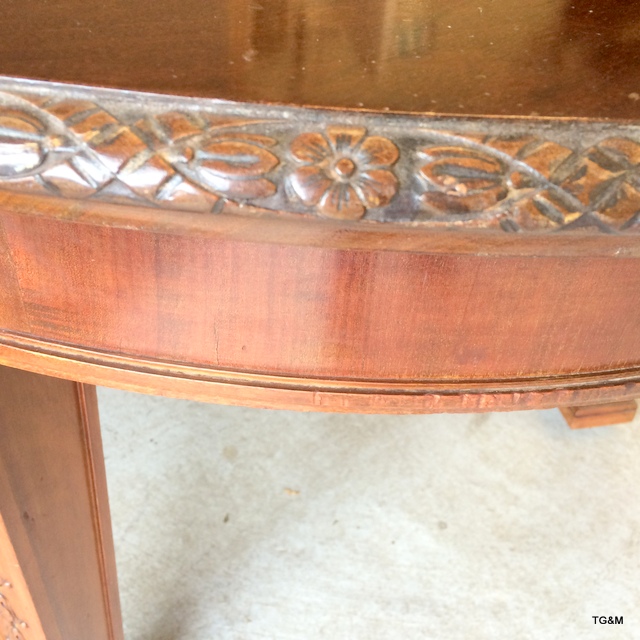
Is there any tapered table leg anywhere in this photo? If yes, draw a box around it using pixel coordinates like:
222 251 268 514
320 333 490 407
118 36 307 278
0 366 123 640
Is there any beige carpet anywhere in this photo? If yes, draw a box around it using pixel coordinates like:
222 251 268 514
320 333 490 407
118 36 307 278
98 387 639 639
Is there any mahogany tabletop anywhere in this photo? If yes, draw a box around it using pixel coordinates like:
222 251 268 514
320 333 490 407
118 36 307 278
2 0 640 120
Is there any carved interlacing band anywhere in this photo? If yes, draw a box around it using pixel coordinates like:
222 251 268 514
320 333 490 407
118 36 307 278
0 78 639 232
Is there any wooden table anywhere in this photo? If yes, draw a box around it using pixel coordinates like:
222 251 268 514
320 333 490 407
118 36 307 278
0 1 639 638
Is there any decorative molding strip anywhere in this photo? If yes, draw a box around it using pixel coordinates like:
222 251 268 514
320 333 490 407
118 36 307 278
3 328 640 395
1 331 640 413
0 78 639 232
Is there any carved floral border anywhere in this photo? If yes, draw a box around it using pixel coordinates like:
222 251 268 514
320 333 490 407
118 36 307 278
0 78 639 232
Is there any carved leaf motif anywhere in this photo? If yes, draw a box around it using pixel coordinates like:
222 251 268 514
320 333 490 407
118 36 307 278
589 175 627 210
416 133 640 230
419 146 508 213
532 196 566 225
0 94 283 210
195 140 278 178
0 113 45 178
587 146 631 173
581 139 640 224
192 139 279 199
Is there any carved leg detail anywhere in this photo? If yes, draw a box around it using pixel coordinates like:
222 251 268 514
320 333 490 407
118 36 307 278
560 400 638 429
0 366 123 640
0 511 47 640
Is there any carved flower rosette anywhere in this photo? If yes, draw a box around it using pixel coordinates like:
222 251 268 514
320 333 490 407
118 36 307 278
287 126 399 220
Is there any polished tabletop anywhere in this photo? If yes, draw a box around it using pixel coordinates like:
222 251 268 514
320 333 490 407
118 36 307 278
2 0 640 119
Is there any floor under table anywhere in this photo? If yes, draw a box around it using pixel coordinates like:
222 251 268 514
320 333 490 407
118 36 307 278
98 387 640 640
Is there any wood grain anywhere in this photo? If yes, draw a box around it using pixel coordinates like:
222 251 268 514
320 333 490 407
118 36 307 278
0 366 123 640
0 0 639 119
0 189 639 413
